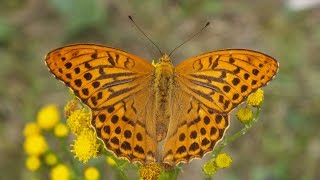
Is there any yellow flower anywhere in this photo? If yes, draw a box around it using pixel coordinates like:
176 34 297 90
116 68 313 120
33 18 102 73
106 156 116 166
45 153 58 166
67 108 91 136
50 164 70 180
84 167 100 180
203 160 217 176
71 129 99 163
25 156 41 171
236 108 253 124
247 88 264 107
24 134 48 156
215 153 232 168
64 99 80 118
139 163 161 180
37 104 60 130
23 122 41 137
54 123 69 137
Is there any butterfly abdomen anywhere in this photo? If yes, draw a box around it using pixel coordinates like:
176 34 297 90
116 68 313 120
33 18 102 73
154 56 174 142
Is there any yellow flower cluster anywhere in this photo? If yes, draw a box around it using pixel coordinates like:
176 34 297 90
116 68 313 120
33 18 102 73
236 108 253 124
203 90 264 176
23 122 41 137
50 164 70 180
106 156 116 166
45 153 58 166
23 121 46 172
215 153 232 168
37 104 60 130
84 167 100 180
25 156 41 172
24 109 50 172
139 163 162 180
247 88 264 107
236 89 265 124
24 102 102 179
65 101 100 164
24 134 48 156
67 108 91 136
71 128 99 163
64 99 80 118
203 153 232 176
203 160 217 176
23 104 69 173
54 123 69 137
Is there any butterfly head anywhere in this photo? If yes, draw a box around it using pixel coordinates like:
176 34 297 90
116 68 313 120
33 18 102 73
155 53 174 75
159 54 171 63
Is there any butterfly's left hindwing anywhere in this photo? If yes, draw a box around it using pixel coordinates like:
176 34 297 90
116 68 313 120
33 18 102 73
45 44 157 164
162 49 278 165
162 89 229 165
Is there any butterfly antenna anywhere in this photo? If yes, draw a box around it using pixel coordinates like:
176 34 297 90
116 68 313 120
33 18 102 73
169 22 210 57
128 16 163 56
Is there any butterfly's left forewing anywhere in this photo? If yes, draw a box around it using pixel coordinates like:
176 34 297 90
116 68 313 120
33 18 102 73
162 49 279 165
174 49 278 112
45 44 157 164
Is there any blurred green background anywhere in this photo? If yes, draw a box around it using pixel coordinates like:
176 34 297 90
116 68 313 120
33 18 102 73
1 0 320 179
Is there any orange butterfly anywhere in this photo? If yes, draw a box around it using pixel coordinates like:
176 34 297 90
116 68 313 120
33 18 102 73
45 44 278 166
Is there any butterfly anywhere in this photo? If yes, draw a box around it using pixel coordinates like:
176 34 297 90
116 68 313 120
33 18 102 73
45 44 279 166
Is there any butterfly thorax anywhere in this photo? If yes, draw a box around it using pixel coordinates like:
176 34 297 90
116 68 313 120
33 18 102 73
154 54 174 142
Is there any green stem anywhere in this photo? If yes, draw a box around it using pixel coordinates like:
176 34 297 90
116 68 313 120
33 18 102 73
204 176 213 180
103 149 130 179
211 107 261 158
167 166 181 179
59 137 81 178
116 162 130 180
160 166 182 180
116 169 129 180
